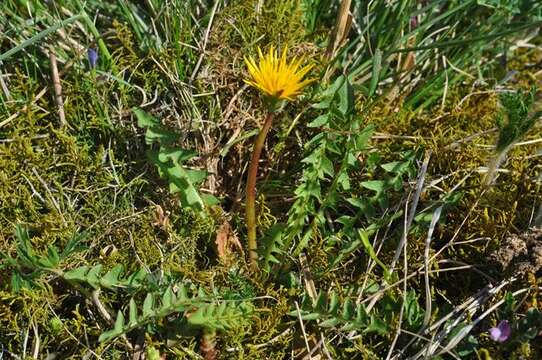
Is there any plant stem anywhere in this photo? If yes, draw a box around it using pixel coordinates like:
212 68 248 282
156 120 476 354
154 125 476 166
75 0 112 62
200 328 217 360
246 111 274 271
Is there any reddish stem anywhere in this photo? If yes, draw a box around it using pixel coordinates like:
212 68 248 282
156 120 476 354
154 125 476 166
246 111 274 271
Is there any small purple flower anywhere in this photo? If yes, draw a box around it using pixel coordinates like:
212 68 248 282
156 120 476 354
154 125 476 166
87 48 98 68
489 320 511 342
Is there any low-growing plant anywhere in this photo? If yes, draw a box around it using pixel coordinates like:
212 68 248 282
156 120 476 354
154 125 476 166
2 0 542 358
484 87 541 185
134 108 218 211
242 45 315 271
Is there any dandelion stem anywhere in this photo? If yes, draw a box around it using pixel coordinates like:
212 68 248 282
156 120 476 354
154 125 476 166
246 111 274 271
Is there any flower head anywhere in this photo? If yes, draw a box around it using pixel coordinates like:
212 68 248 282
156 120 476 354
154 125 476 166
489 320 511 342
244 46 314 103
87 48 98 68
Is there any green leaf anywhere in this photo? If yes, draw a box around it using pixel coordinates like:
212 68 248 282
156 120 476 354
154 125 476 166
123 268 147 288
347 197 374 217
299 313 321 321
98 311 125 343
307 114 329 128
128 298 138 327
353 125 374 151
361 180 385 195
158 148 197 164
503 291 515 314
134 108 159 128
364 280 380 294
15 225 35 265
381 161 410 174
11 273 23 292
86 264 103 289
64 266 90 282
202 193 220 206
457 335 478 357
404 290 424 328
134 108 179 146
414 211 433 225
145 127 178 145
188 302 251 330
313 292 326 312
111 310 125 336
495 88 540 152
37 257 55 268
319 318 341 327
46 246 60 267
136 108 207 212
165 165 205 210
162 287 175 308
178 284 189 301
100 265 124 289
355 304 369 324
368 49 382 97
196 287 207 299
359 229 391 281
320 155 334 178
147 346 161 360
61 231 87 257
313 76 345 109
328 292 340 314
342 298 355 320
261 224 285 273
143 293 154 318
517 308 542 340
184 169 207 185
338 77 354 115
364 315 389 335
337 171 351 191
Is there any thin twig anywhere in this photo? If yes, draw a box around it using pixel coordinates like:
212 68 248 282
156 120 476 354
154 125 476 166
31 320 40 359
48 49 67 127
423 206 442 327
31 167 67 226
390 150 431 272
91 289 113 324
295 301 313 360
0 68 11 100
435 286 532 357
190 0 220 83
299 253 331 359
440 55 448 111
0 87 48 129
393 329 461 360
386 200 410 359
21 174 46 204
91 289 134 351
325 0 352 59
300 253 318 302
46 302 104 359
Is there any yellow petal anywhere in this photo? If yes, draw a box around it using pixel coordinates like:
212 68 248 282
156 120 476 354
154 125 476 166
244 46 314 101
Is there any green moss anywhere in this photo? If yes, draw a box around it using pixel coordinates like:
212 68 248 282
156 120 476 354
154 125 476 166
1 0 542 358
213 0 307 50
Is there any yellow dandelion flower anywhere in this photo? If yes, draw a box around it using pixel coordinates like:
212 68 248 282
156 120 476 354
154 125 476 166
244 46 314 102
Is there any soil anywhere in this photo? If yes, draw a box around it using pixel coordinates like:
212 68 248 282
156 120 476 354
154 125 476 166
490 227 542 275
